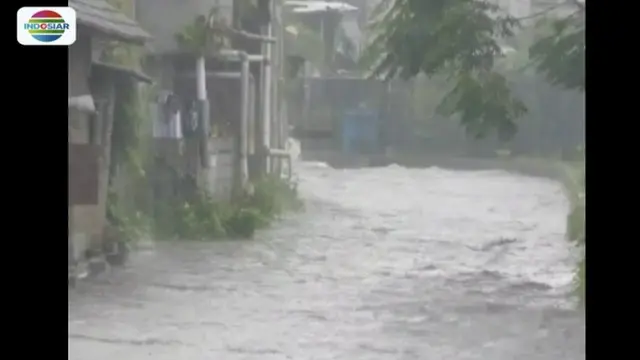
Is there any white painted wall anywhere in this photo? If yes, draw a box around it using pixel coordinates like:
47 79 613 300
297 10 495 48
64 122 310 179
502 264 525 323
207 137 234 200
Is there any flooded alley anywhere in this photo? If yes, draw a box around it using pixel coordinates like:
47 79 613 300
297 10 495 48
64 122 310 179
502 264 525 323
68 162 585 360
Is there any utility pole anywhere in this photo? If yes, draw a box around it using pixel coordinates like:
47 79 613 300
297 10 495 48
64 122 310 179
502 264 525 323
271 0 286 175
196 56 210 169
261 19 273 174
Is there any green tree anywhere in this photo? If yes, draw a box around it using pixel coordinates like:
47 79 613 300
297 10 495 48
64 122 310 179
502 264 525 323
529 3 585 92
363 0 585 139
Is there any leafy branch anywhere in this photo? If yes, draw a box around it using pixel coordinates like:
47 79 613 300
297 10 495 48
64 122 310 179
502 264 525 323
529 3 585 91
363 0 585 139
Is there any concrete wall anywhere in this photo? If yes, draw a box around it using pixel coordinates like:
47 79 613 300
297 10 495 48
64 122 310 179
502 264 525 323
68 32 100 261
68 31 92 97
206 137 234 200
146 56 176 90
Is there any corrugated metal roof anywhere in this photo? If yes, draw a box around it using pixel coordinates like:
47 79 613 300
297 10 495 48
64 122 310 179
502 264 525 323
70 0 151 43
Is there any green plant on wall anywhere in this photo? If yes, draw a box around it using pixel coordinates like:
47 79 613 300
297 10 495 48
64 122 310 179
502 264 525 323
103 0 146 167
153 175 303 241
103 0 142 68
101 0 154 244
175 6 230 55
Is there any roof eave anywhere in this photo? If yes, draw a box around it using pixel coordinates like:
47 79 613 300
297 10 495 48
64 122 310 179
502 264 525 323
92 61 153 84
77 19 151 45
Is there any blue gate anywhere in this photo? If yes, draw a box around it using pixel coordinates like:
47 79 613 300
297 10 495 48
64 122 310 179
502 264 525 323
341 107 380 154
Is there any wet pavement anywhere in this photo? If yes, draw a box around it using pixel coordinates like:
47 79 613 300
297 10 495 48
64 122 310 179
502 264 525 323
68 162 585 359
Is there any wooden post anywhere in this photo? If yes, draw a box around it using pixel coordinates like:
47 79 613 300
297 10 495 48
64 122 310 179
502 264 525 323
240 54 250 189
233 54 251 196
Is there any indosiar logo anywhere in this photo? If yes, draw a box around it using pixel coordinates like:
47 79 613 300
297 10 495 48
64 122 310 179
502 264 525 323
17 7 77 46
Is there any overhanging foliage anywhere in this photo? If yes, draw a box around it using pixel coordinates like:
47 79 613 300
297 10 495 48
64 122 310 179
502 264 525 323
530 12 585 91
363 0 585 140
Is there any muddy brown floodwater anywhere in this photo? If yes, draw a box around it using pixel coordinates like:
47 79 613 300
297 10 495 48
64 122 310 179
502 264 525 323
68 162 585 360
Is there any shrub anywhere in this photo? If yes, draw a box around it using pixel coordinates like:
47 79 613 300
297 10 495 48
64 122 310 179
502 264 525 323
564 162 585 304
249 175 304 217
151 176 302 241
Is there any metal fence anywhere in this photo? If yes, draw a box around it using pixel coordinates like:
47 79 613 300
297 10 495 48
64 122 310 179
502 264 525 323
288 74 584 159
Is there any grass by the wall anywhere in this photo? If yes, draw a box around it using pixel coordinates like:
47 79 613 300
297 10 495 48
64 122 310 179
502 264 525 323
151 175 303 241
562 161 585 304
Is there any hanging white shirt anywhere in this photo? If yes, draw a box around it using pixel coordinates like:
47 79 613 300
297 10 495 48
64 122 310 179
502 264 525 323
152 105 183 139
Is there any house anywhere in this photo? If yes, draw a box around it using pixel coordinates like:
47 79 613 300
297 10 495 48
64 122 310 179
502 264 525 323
68 0 151 284
135 0 277 199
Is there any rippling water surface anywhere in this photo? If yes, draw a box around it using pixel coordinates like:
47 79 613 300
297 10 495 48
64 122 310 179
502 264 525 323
68 162 585 359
